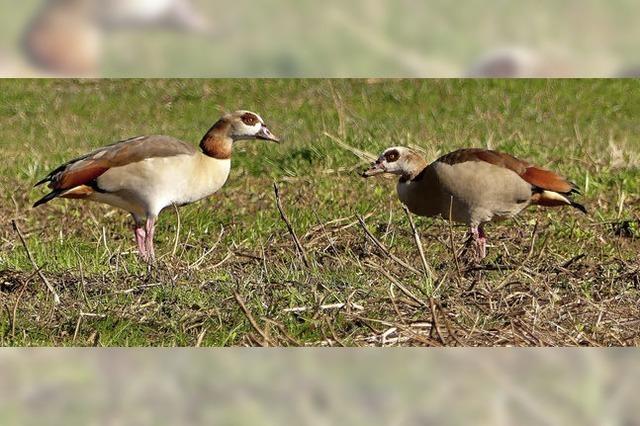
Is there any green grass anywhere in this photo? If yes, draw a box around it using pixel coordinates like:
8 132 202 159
1 79 639 346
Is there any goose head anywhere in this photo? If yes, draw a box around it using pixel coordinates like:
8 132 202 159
362 146 425 180
227 110 279 143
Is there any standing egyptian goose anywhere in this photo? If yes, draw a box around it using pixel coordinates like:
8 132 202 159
33 110 279 261
362 146 586 259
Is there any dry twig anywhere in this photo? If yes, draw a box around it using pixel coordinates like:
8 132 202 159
323 132 377 162
233 290 272 347
12 272 36 338
171 203 181 257
73 312 106 343
402 205 435 283
11 220 60 304
374 264 446 345
283 302 365 313
447 196 463 280
357 214 421 275
273 182 310 268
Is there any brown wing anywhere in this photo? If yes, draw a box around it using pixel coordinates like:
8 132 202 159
519 167 574 194
438 148 575 194
33 135 196 207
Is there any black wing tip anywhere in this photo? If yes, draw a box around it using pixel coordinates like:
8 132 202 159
568 182 585 213
32 190 61 208
571 201 588 214
568 182 582 195
34 177 49 188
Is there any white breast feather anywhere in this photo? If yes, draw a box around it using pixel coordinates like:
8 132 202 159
95 153 231 216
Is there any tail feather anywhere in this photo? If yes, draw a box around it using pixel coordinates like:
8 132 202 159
521 167 574 194
532 190 587 214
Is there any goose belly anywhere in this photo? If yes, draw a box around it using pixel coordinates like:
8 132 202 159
96 155 231 215
432 161 533 225
397 179 443 219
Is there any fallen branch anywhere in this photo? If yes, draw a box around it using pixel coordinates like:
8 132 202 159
354 316 443 346
11 220 60 304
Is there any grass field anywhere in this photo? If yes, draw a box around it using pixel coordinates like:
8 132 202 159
1 79 639 346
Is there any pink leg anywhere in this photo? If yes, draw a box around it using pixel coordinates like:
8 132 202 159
477 225 487 259
134 226 148 260
469 225 487 260
144 216 156 262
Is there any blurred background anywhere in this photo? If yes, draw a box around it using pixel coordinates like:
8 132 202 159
1 350 638 425
1 2 639 422
0 0 639 77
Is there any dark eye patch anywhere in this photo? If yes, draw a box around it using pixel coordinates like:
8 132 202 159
241 112 258 126
384 149 400 162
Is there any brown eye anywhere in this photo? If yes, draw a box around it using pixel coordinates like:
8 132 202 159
241 113 258 126
385 150 399 162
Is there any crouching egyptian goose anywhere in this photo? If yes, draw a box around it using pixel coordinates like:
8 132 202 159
362 147 586 259
33 110 279 261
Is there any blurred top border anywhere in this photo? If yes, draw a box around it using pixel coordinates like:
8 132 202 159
0 0 639 77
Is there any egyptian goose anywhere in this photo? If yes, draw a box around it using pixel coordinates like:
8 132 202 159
33 110 279 261
362 146 586 259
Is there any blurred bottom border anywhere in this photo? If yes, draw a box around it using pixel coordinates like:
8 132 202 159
0 348 637 425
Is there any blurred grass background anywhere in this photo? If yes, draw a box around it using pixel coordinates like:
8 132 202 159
1 350 639 424
1 0 640 76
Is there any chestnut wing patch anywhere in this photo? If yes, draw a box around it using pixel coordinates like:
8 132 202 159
438 148 529 173
438 148 575 194
36 135 196 191
56 161 111 190
520 167 574 194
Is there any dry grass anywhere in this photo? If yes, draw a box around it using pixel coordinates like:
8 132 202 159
2 176 638 346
